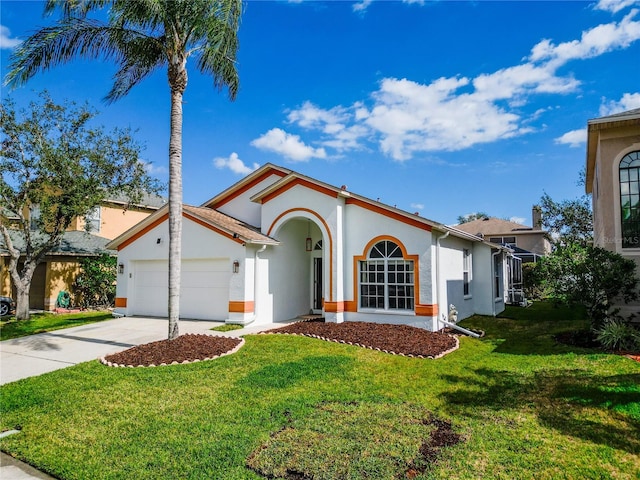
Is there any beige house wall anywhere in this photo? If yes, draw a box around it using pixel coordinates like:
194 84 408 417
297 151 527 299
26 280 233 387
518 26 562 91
44 259 82 310
510 233 551 256
72 205 155 240
1 258 11 297
592 126 640 254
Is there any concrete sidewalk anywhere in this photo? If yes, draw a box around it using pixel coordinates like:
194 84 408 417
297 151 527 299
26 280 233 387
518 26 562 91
0 316 288 385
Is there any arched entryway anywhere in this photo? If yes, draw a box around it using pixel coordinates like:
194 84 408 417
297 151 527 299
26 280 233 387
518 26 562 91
267 212 329 322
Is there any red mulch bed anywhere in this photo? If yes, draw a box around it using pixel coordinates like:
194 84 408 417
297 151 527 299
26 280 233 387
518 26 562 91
101 334 243 367
264 320 458 358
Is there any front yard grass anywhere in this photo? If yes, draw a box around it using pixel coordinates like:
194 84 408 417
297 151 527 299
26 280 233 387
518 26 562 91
0 311 113 341
1 302 638 479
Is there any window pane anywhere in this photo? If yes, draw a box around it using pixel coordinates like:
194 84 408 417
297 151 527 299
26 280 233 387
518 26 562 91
621 169 630 182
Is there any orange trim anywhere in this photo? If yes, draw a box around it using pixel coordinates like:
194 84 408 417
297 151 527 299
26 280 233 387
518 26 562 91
268 208 334 302
211 170 287 208
184 212 245 245
415 304 438 316
345 198 431 232
260 178 338 204
115 297 127 308
344 300 358 312
324 301 344 313
352 235 421 314
229 301 254 313
118 213 168 251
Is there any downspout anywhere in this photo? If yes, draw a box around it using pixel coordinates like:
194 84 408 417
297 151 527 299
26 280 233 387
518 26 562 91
435 231 449 330
252 245 267 323
491 249 501 316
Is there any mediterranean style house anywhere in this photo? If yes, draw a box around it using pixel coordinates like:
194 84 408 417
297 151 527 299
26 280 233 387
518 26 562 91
586 107 640 316
108 164 518 330
0 194 166 311
453 210 551 263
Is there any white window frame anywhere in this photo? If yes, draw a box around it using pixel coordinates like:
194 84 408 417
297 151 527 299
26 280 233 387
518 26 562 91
359 240 415 313
463 248 472 299
85 206 101 233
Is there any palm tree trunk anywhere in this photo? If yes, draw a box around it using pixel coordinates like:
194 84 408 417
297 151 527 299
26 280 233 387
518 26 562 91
167 62 187 341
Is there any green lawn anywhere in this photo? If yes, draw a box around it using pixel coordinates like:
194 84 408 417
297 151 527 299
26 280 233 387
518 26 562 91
0 311 114 341
1 303 638 479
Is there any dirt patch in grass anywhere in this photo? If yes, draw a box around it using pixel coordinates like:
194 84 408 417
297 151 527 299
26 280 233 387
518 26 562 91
101 334 243 367
247 401 464 480
264 320 459 358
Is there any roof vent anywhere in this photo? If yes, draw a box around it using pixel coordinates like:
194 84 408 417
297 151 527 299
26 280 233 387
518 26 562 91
341 185 348 191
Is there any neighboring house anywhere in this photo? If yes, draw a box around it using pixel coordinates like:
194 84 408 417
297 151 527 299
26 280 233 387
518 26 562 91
453 211 551 263
108 164 517 330
586 107 640 317
0 193 166 311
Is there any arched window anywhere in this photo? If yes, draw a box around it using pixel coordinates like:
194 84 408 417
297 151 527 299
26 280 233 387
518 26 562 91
620 151 640 248
359 240 414 311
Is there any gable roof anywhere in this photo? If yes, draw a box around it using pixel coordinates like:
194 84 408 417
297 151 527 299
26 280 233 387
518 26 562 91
1 230 114 257
106 203 279 250
586 108 640 193
182 205 278 245
453 217 545 237
200 163 291 209
105 192 167 210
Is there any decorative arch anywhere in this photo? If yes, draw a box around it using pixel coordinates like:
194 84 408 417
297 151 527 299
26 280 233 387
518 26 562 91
267 208 334 302
350 235 423 313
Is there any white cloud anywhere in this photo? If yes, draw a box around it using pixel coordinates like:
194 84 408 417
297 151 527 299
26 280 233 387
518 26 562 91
140 159 168 176
352 0 373 13
555 128 587 147
510 216 526 225
251 128 326 162
599 92 640 115
595 0 640 14
528 10 640 66
0 25 21 50
213 152 259 175
410 203 424 210
259 10 640 162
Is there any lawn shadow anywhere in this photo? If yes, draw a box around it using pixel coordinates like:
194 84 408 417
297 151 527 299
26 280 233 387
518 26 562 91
439 368 640 455
460 307 599 357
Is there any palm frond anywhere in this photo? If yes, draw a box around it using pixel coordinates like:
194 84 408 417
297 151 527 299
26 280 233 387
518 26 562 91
105 36 165 103
5 20 120 88
44 0 110 19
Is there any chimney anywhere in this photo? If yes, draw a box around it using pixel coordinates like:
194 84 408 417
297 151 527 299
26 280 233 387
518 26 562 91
532 205 542 229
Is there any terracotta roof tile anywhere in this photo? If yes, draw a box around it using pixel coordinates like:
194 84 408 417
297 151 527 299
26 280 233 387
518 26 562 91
183 205 278 244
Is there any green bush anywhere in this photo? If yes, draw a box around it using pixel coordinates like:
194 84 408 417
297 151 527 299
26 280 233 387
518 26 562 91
72 254 116 308
596 318 640 351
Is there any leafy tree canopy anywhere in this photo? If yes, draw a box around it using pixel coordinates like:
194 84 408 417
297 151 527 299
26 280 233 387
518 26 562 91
0 91 162 319
538 192 593 247
457 212 489 224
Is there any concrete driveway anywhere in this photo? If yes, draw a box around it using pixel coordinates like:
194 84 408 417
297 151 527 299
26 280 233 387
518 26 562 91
0 316 275 385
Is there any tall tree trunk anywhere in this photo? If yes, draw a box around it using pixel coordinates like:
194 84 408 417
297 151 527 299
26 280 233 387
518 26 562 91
167 61 187 340
15 286 30 320
10 260 36 321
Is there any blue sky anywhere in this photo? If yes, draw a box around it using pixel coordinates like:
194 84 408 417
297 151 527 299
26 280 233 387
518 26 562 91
2 0 640 226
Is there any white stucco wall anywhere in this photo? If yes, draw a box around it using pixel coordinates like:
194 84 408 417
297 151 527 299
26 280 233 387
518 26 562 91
215 173 285 227
114 217 245 318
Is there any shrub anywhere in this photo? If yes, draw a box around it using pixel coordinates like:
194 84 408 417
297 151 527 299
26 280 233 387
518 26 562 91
73 254 116 308
596 318 640 351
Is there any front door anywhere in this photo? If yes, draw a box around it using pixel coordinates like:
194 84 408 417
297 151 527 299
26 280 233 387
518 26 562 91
312 257 323 313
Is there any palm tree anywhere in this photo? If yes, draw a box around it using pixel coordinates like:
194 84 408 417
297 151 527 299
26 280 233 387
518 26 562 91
5 0 242 340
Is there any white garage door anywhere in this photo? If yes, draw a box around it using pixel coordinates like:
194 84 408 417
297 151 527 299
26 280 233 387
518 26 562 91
130 259 230 320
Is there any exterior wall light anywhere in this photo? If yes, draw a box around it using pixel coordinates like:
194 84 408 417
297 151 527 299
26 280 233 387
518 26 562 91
306 237 312 252
233 260 240 274
118 263 124 274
